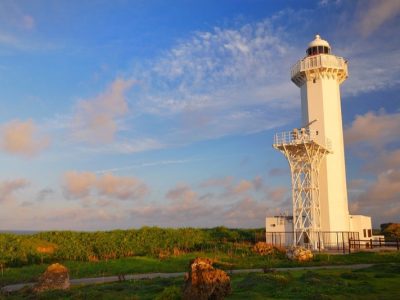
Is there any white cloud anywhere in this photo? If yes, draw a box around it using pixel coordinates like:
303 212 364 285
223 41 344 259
97 173 148 200
0 119 50 157
350 169 400 225
344 110 400 148
72 78 135 144
63 171 148 201
63 171 97 199
345 110 400 225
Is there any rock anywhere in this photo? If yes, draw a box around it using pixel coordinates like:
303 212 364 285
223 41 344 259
183 257 231 300
286 246 313 262
33 263 70 292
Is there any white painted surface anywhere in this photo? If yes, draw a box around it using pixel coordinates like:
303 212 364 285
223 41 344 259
267 35 376 247
293 40 350 233
265 216 293 246
349 215 372 239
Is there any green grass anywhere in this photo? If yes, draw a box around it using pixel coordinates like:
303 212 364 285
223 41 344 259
229 264 400 299
0 251 268 286
2 263 400 299
1 250 399 287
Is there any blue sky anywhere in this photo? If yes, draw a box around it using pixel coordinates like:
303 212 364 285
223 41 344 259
0 0 399 230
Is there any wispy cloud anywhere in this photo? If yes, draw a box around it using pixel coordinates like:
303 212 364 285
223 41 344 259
128 15 298 144
39 5 400 155
35 188 55 202
356 0 400 37
0 178 29 202
95 158 198 174
83 138 165 155
0 1 36 31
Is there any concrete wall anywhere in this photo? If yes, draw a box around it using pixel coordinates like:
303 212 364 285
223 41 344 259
349 215 372 240
265 216 293 247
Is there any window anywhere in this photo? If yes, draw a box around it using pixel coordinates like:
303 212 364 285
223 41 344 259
368 229 372 237
271 224 276 227
363 229 366 238
318 46 323 54
312 47 317 55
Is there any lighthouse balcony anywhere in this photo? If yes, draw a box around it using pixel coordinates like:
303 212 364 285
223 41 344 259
291 54 348 86
273 128 332 152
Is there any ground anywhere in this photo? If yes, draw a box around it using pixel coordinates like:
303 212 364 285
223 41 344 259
1 250 400 299
2 264 400 299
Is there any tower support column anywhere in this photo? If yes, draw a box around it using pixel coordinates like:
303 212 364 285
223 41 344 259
274 129 330 249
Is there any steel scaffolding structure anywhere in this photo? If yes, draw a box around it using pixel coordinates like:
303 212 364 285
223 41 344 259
273 128 331 249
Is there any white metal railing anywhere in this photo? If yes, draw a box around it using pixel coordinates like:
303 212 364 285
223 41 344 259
273 129 332 151
291 54 347 78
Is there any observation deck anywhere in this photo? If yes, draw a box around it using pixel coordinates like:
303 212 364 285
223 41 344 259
273 128 332 248
291 54 348 86
273 128 332 152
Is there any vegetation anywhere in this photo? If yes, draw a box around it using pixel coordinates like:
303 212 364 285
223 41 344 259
3 264 400 299
381 223 400 238
1 249 399 287
0 227 263 267
1 227 399 293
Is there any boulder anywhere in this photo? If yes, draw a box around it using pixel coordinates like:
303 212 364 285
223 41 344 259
183 257 231 300
286 246 313 262
33 263 70 292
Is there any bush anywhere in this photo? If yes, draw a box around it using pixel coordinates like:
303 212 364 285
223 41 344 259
253 242 286 257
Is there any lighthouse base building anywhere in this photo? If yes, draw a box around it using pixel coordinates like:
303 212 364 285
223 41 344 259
265 214 375 249
266 35 381 250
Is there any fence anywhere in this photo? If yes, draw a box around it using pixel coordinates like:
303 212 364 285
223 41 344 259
348 237 400 253
266 231 400 253
266 231 359 253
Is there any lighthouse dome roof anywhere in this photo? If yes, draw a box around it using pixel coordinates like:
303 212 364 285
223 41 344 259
306 35 331 56
308 35 330 49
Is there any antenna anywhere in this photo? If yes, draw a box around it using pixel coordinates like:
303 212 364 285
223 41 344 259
305 119 317 128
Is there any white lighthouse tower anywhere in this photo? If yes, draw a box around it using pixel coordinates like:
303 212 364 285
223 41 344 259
291 34 349 233
266 35 375 249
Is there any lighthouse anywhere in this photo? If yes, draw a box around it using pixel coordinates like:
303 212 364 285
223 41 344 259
266 35 375 249
291 34 349 233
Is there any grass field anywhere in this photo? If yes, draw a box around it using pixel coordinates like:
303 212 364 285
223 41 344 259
3 263 400 299
1 250 399 287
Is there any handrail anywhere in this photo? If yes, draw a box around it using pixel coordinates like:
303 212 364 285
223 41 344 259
273 129 332 151
291 54 347 78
